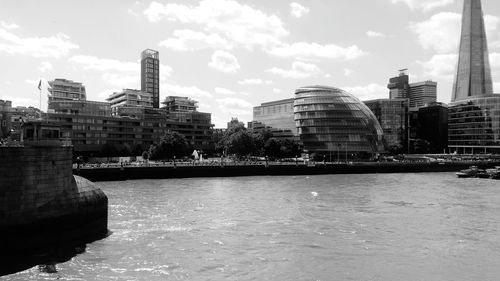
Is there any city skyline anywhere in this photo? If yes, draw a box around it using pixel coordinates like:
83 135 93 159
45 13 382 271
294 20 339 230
1 0 500 127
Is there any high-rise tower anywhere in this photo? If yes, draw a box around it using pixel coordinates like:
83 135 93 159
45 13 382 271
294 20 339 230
141 49 160 108
451 0 493 102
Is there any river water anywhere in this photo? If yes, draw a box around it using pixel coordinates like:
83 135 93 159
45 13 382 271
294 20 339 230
4 173 500 281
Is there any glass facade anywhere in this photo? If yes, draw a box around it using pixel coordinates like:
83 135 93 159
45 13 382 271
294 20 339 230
253 98 296 135
294 86 384 156
364 99 408 152
448 96 500 154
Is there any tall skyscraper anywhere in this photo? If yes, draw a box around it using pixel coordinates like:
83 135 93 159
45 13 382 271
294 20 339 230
141 49 160 108
451 0 493 102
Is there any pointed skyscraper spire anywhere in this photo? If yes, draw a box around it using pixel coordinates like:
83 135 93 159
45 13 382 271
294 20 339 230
451 0 493 102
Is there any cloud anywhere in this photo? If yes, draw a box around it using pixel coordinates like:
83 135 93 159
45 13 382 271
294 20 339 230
417 53 457 80
268 42 366 61
159 29 230 51
216 97 253 116
0 95 38 107
391 0 454 12
102 73 140 88
0 28 78 58
208 50 240 73
342 83 388 101
38 61 53 73
344 68 353 76
238 78 273 85
410 13 499 54
163 83 213 98
1 21 19 30
68 54 172 88
144 0 287 49
290 2 310 18
68 55 139 72
273 88 282 93
366 30 386 38
267 61 323 79
214 87 250 96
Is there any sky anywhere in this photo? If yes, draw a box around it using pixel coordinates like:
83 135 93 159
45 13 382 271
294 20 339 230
1 0 500 128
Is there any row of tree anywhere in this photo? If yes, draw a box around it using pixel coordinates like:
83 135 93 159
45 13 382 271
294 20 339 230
144 124 301 160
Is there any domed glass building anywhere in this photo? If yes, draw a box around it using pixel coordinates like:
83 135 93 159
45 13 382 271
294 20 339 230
294 86 384 159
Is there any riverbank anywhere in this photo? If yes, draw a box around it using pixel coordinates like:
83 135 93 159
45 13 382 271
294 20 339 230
74 160 500 182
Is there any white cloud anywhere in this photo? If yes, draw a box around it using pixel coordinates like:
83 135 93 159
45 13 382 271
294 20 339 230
1 21 19 30
344 68 353 76
410 12 460 53
238 78 273 85
38 61 53 73
267 61 323 79
102 73 140 88
0 28 78 58
159 29 230 51
144 0 287 50
208 50 240 73
68 54 172 88
391 0 454 12
216 97 253 116
366 30 386 38
410 13 499 54
0 95 38 107
268 42 366 61
68 55 139 72
290 2 310 18
272 88 282 93
417 53 457 80
214 87 250 96
342 83 388 101
163 83 213 98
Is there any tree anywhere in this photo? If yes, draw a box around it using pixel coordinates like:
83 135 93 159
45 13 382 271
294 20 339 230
264 138 282 159
149 131 190 160
226 130 256 157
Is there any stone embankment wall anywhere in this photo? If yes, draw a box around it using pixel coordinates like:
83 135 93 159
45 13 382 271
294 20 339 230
0 145 108 256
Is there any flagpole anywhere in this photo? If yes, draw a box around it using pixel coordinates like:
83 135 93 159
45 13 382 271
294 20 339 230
38 78 42 120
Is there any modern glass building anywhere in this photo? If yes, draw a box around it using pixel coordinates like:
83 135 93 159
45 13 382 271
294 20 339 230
252 98 296 135
448 96 500 154
294 86 384 158
364 99 408 153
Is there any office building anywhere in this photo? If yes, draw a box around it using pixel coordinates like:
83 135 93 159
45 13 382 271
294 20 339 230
452 0 493 102
107 89 153 116
364 99 408 153
294 86 384 158
252 98 296 135
388 69 409 99
163 96 198 112
48 79 87 103
417 103 448 153
448 0 500 154
409 81 437 108
141 49 160 108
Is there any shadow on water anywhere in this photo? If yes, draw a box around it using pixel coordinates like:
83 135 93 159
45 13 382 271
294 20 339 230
0 230 112 276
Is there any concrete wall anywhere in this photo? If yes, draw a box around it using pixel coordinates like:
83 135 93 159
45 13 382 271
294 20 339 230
0 145 108 262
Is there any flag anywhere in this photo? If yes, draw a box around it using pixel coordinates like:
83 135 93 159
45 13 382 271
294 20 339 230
37 79 42 91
